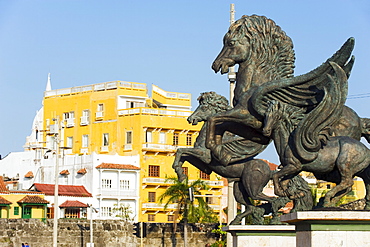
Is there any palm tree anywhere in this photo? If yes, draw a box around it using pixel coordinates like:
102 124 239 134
158 176 217 224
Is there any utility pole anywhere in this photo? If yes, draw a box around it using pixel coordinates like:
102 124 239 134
227 4 237 247
228 3 237 106
52 117 61 247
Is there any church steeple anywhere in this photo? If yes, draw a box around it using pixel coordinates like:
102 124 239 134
45 73 51 91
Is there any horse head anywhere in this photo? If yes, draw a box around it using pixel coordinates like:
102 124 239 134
212 15 295 102
188 92 231 125
263 101 305 137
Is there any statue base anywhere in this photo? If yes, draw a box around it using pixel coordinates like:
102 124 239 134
222 225 296 247
281 211 370 247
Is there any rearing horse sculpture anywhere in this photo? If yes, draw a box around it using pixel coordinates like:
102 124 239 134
206 15 369 199
172 92 286 224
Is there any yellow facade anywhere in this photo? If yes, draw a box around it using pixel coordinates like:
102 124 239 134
0 193 47 219
41 81 223 223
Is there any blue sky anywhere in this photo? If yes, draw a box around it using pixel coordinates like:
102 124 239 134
1 0 370 164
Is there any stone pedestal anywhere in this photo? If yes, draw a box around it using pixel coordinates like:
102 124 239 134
281 211 370 247
222 225 296 247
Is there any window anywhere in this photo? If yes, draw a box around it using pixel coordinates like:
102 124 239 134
173 133 179 145
120 180 130 190
148 165 160 177
146 130 152 143
159 132 166 144
81 110 90 125
148 214 155 221
200 171 210 180
101 207 112 217
182 167 188 176
65 208 79 218
102 179 112 189
14 207 19 215
148 192 156 202
96 104 104 118
64 111 75 127
205 194 213 204
168 215 174 221
47 207 54 219
186 134 192 146
103 133 109 146
66 136 73 148
126 131 132 144
82 135 89 148
97 104 104 112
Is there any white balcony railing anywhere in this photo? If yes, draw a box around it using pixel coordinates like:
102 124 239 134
204 180 224 187
143 177 170 184
124 144 132 150
66 118 75 127
99 189 137 197
118 107 192 118
101 146 109 152
95 111 104 119
142 143 182 151
44 81 147 98
142 203 177 210
80 116 89 125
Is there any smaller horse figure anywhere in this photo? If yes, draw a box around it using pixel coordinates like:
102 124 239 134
172 92 285 224
263 100 370 207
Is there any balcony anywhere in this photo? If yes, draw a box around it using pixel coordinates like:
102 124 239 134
142 203 177 210
118 107 192 118
66 118 75 127
98 189 137 197
142 143 176 151
80 116 89 126
95 111 104 119
101 146 109 152
124 144 132 151
204 180 224 187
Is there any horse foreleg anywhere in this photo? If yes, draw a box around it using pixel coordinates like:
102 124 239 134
205 108 253 149
172 149 188 181
272 165 301 197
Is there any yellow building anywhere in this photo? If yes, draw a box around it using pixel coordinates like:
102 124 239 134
38 80 223 223
0 177 48 220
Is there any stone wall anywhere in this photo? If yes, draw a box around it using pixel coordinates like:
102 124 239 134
0 219 219 247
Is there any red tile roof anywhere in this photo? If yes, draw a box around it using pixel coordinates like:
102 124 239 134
60 170 70 175
96 163 140 170
59 200 88 208
18 195 49 204
0 196 11 204
0 177 9 193
24 171 34 178
77 168 87 175
33 183 92 197
261 159 279 171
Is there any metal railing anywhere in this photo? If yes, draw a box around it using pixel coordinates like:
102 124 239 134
118 107 192 117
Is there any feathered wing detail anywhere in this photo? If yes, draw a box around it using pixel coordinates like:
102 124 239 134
251 37 354 116
292 62 348 162
251 38 353 162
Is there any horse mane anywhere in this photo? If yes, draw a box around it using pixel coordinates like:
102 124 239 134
227 15 295 81
197 92 232 113
267 100 304 133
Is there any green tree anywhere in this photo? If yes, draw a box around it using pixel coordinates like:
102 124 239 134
112 203 134 221
159 176 218 223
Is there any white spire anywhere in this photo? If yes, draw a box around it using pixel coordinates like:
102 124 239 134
46 73 51 91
